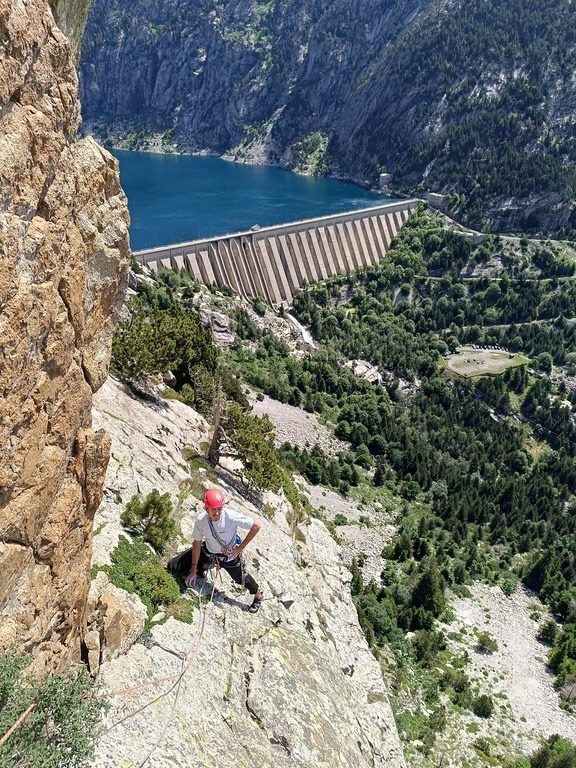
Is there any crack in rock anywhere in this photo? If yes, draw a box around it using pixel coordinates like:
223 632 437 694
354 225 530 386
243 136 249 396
244 661 292 757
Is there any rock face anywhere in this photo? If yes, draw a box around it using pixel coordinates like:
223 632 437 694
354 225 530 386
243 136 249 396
92 379 406 767
86 572 148 674
0 0 129 670
91 376 210 565
79 0 576 232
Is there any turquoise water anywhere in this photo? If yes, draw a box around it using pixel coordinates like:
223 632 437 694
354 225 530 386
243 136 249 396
112 150 392 251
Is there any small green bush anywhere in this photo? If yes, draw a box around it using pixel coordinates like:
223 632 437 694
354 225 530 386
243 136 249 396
0 655 105 768
474 737 492 756
251 296 267 317
165 596 196 624
537 620 558 646
501 573 519 596
473 693 494 718
508 758 530 768
528 734 576 767
477 631 498 654
334 513 349 526
98 536 180 621
121 489 177 553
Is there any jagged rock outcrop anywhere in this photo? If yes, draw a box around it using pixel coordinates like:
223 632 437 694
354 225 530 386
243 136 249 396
0 0 129 671
79 0 576 233
91 377 406 767
87 572 148 673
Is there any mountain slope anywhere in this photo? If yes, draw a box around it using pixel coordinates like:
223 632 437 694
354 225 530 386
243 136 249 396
80 0 576 233
91 377 406 768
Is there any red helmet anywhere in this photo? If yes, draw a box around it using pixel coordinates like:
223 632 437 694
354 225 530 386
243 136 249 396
203 488 225 509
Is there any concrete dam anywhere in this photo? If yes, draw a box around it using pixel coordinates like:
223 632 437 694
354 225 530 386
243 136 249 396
134 199 419 305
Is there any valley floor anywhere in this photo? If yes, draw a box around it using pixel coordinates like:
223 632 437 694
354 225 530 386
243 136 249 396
246 373 576 766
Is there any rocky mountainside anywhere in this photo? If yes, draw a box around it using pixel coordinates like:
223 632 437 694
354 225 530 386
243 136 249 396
0 0 129 671
90 377 406 768
79 0 576 233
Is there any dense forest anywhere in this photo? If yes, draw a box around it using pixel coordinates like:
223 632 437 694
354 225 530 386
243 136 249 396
224 209 576 758
387 0 576 231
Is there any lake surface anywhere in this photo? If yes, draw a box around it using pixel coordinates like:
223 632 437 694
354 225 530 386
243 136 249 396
112 150 392 250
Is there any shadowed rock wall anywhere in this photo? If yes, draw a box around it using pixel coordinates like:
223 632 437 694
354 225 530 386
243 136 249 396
0 0 129 671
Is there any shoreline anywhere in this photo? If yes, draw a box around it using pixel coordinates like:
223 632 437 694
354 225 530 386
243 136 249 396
90 131 402 199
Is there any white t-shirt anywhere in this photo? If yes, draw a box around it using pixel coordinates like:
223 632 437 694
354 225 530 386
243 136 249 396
192 506 254 555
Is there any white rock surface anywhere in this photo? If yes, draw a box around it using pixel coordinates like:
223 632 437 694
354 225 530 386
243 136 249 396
250 392 348 456
91 377 211 564
302 481 397 583
95 506 405 768
435 584 576 764
91 379 406 768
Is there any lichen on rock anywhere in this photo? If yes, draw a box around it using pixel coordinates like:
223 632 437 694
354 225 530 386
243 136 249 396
92 381 406 768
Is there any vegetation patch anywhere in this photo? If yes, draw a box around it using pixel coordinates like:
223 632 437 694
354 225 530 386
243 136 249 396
291 131 331 176
111 268 217 417
94 536 181 628
0 655 105 768
121 489 177 554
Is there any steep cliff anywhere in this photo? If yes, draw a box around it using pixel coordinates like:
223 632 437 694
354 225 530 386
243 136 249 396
91 377 406 768
0 0 129 671
79 0 576 233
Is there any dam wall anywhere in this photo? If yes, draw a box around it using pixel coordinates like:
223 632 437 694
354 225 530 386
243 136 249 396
134 199 419 305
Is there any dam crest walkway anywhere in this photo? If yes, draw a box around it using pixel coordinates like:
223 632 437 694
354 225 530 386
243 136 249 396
134 199 419 305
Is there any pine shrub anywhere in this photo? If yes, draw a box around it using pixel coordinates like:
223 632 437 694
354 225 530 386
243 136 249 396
121 489 177 553
537 620 558 646
98 536 180 620
472 693 494 718
476 631 498 654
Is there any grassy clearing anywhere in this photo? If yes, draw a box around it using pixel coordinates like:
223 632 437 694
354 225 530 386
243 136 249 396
446 347 530 378
349 479 403 514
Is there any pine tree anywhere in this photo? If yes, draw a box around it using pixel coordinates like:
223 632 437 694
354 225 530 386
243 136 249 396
121 489 177 553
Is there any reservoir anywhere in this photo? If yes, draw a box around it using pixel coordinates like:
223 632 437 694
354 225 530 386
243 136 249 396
112 150 392 250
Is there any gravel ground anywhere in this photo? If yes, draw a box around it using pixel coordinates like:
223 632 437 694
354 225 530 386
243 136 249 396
249 392 348 455
451 584 576 745
426 584 576 766
300 480 396 583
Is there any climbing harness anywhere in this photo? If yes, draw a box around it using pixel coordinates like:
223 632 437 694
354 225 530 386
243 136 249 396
207 516 246 587
207 516 242 556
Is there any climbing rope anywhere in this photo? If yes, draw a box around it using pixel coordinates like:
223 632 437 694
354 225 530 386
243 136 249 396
0 702 38 750
106 566 222 768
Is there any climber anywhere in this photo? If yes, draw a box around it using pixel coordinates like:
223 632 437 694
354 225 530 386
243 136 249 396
168 487 264 614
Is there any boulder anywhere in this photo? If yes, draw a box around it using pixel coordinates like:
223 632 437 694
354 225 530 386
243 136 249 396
99 583 148 662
